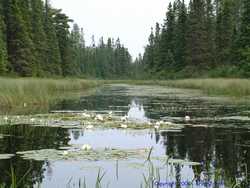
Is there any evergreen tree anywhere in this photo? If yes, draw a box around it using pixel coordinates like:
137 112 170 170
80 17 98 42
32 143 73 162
215 0 234 66
0 15 7 74
159 3 175 72
185 0 210 72
30 0 48 76
4 0 34 76
174 0 187 71
44 3 62 75
238 0 250 75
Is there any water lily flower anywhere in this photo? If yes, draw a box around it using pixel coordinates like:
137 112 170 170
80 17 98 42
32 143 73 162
164 121 173 126
86 125 94 129
30 118 35 123
82 113 91 118
63 151 69 156
121 116 128 122
120 124 128 129
95 114 104 122
154 125 160 129
147 122 153 126
185 116 191 121
81 144 92 151
155 121 161 126
108 111 113 115
3 116 8 121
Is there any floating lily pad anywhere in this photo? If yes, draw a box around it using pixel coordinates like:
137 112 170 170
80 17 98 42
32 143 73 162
0 154 15 160
0 112 185 131
168 159 201 166
17 148 150 162
127 162 146 169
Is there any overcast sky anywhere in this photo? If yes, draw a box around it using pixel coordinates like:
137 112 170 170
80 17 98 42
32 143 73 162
51 0 171 58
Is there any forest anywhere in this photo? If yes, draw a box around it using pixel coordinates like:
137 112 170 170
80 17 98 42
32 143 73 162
139 0 250 79
0 0 250 79
0 0 132 78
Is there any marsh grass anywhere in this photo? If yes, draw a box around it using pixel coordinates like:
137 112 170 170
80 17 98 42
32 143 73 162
0 77 100 109
119 79 250 98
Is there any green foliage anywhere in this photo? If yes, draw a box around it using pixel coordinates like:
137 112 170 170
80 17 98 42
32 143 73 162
0 15 7 74
141 0 250 79
0 0 133 78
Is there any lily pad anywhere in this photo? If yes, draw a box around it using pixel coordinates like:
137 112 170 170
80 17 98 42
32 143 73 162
17 148 150 162
0 154 15 160
168 159 201 166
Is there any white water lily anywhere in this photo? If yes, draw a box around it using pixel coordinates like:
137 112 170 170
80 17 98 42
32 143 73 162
185 116 191 121
3 116 8 121
164 121 174 126
30 118 35 123
120 124 128 129
86 125 94 129
121 116 128 122
82 113 91 118
95 114 104 122
81 144 92 151
154 125 160 129
108 111 113 115
147 122 153 126
155 121 161 126
63 151 69 156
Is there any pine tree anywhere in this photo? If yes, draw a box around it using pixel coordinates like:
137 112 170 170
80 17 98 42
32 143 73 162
185 0 210 72
4 0 34 76
159 3 176 72
238 0 250 75
30 0 48 76
174 0 187 71
44 3 62 75
143 28 155 75
215 0 234 66
0 15 7 74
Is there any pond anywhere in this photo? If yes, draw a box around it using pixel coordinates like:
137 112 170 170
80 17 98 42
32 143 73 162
0 84 250 188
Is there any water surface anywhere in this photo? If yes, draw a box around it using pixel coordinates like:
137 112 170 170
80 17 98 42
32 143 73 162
0 84 250 188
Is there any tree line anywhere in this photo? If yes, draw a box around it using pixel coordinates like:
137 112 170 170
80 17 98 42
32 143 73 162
0 0 132 78
139 0 250 79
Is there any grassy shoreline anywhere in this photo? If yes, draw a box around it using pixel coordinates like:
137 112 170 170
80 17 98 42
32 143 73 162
1 78 250 111
0 77 101 109
121 79 250 98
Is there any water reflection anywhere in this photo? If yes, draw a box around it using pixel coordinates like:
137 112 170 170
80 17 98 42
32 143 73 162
1 85 250 187
0 125 70 187
127 99 148 123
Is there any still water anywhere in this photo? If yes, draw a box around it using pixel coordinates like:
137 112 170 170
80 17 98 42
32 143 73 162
0 84 250 188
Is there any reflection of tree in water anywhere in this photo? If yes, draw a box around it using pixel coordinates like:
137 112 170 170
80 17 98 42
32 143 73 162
0 125 70 187
160 127 250 187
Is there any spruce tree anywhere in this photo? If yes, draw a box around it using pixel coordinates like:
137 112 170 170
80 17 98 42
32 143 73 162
44 4 62 75
0 15 7 74
238 0 250 75
4 0 34 76
30 0 48 76
185 0 210 72
215 0 234 66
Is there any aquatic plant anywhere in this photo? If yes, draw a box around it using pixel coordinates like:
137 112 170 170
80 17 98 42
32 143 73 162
0 77 100 109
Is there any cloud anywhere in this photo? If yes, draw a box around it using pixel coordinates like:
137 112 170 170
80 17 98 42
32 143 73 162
51 0 170 58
